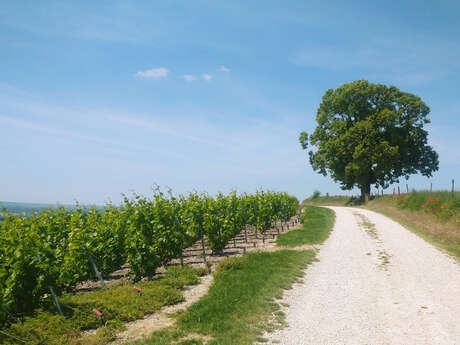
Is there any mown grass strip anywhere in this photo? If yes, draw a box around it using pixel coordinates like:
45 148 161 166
276 206 335 247
133 250 316 345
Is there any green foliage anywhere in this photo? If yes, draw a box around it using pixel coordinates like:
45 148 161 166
312 190 321 199
0 189 298 326
276 206 335 247
300 80 439 200
0 266 204 345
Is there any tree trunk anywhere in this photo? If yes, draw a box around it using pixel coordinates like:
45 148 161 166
360 183 371 203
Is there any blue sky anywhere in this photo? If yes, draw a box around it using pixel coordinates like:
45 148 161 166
1 0 459 204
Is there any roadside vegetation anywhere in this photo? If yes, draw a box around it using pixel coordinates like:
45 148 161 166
365 191 460 261
276 206 335 247
131 205 335 345
304 193 351 206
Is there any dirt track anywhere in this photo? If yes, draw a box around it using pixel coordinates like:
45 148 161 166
269 207 460 345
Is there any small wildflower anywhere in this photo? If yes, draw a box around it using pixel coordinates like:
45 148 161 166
440 202 449 209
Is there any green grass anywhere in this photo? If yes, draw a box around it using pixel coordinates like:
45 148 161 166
0 266 209 345
303 195 351 206
276 206 335 247
133 250 316 345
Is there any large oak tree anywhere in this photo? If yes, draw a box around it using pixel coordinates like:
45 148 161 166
300 80 439 202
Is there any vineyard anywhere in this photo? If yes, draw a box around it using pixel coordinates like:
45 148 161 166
0 189 298 330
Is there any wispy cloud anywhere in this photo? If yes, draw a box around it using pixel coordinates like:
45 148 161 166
220 65 230 72
183 74 196 82
0 114 184 159
202 74 213 81
0 114 120 147
136 67 169 79
107 115 231 149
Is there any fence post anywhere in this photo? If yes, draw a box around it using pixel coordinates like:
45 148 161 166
406 184 409 193
398 186 400 195
430 182 432 192
453 179 455 199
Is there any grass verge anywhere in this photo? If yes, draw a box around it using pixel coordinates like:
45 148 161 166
132 250 316 345
132 206 336 345
276 206 335 247
303 195 350 206
1 266 209 345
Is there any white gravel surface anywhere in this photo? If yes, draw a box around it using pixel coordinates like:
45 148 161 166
268 207 460 345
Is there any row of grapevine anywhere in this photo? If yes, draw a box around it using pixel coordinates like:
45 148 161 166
0 189 298 325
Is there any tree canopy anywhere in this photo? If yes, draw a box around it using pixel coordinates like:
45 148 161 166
299 80 439 201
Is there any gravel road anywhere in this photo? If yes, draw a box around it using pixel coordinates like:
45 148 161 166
269 207 460 345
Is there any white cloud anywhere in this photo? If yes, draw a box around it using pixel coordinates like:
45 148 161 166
220 65 230 72
183 74 196 82
202 74 213 81
136 67 168 79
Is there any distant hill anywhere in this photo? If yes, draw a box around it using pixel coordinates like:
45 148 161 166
0 201 103 216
